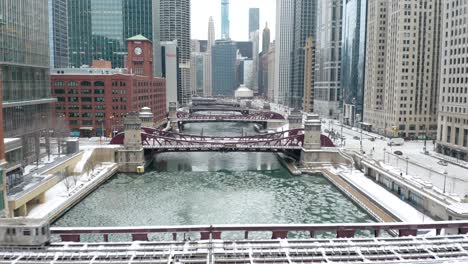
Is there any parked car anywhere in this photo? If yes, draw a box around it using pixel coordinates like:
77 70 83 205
369 137 376 142
353 136 360 140
388 138 405 146
437 160 448 166
394 150 403 156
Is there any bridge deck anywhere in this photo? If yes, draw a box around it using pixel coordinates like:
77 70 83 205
2 235 468 263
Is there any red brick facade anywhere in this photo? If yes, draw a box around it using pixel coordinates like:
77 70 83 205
51 37 166 137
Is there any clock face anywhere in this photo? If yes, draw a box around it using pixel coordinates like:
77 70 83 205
134 47 143 55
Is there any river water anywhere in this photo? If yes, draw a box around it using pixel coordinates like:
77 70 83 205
53 122 373 229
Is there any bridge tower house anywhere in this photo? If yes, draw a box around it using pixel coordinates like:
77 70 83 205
168 102 179 131
300 114 323 164
288 110 303 130
117 112 145 172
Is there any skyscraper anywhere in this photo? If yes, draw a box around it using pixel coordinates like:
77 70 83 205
290 0 317 109
68 0 156 69
48 0 69 68
258 23 270 97
436 0 467 161
363 0 442 138
212 40 237 96
250 31 260 93
274 0 295 105
249 8 260 37
314 0 342 118
158 0 191 105
341 0 367 126
221 0 230 39
303 37 315 113
262 22 271 54
204 16 215 97
1 0 55 200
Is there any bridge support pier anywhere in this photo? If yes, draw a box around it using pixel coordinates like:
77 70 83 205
117 112 145 173
168 102 179 131
288 110 303 130
300 114 323 164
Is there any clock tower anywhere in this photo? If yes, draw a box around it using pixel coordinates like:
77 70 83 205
127 35 153 78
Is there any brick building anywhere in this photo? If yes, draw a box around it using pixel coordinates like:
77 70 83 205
51 35 166 137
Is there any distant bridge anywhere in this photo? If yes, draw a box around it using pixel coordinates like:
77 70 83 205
176 111 285 123
189 105 249 114
192 98 240 107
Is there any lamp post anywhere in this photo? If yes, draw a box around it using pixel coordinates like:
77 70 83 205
359 122 363 154
405 156 409 175
443 170 448 193
383 148 386 163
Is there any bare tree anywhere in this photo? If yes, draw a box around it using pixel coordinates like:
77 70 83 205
61 171 73 194
53 115 70 157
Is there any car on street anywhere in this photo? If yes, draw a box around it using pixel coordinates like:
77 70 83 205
353 136 360 140
394 150 403 156
437 160 448 166
369 137 376 142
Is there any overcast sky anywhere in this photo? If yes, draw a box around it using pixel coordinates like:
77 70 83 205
191 0 276 43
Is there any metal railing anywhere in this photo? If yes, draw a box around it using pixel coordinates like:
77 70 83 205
51 221 468 242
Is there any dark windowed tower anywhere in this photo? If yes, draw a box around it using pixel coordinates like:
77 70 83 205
67 0 155 69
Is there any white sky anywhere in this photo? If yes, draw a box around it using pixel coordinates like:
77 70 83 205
191 0 276 43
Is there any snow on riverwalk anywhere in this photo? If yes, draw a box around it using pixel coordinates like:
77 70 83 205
27 163 117 220
327 166 433 223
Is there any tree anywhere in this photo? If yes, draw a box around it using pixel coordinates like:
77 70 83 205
54 115 70 157
61 171 73 195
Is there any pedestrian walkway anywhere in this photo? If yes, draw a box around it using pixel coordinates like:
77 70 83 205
319 169 398 222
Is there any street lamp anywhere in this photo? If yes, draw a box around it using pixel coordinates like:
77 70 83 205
405 156 409 175
443 170 448 193
383 148 386 163
359 122 363 154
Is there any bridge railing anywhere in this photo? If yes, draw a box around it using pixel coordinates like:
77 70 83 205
51 221 468 243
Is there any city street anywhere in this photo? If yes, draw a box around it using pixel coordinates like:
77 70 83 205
323 120 468 197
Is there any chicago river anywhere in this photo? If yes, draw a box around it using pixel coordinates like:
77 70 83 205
53 122 373 228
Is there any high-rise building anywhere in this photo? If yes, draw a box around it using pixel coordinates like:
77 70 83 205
190 52 205 96
363 0 442 138
249 8 260 37
314 0 342 118
212 40 237 96
68 0 156 69
1 0 56 202
341 0 367 126
290 0 317 109
235 41 253 59
436 0 468 161
274 0 295 105
161 41 179 109
267 41 276 102
303 37 315 113
262 22 271 54
48 0 69 68
258 23 271 97
250 31 260 93
221 0 230 39
158 0 191 106
204 17 215 97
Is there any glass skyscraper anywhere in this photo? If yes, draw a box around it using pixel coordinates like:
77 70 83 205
0 0 55 186
67 0 155 68
341 0 367 126
249 8 260 37
221 0 230 39
212 40 237 96
48 0 69 68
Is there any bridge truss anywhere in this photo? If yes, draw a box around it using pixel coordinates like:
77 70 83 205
177 111 285 122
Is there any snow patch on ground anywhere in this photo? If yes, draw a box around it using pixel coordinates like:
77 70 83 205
74 149 94 174
27 163 116 219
